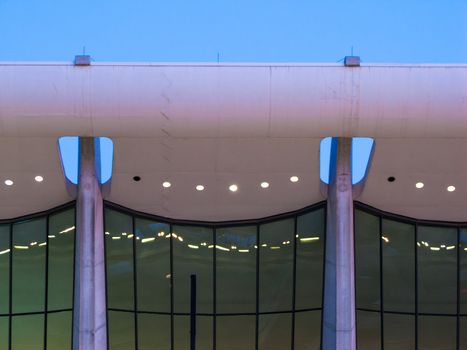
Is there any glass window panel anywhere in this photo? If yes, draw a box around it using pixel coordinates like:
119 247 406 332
48 209 75 310
259 219 294 312
460 228 467 314
47 311 72 350
382 219 415 313
258 313 292 350
356 310 381 350
418 226 457 314
173 225 213 313
108 311 135 350
294 311 321 350
355 210 380 310
11 314 44 350
12 218 46 313
216 315 255 350
460 317 467 350
0 316 8 350
418 315 456 350
0 225 9 314
174 315 213 350
216 226 256 313
383 313 415 350
138 314 171 350
296 209 324 310
105 209 134 310
135 218 170 312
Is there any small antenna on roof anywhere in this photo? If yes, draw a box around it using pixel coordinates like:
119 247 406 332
74 47 91 66
344 46 360 67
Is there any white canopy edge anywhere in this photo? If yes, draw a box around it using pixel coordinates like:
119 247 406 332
0 63 465 139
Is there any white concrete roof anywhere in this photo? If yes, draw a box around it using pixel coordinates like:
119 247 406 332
0 63 466 221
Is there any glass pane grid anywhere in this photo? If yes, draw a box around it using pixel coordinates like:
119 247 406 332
0 204 75 350
104 204 326 350
355 204 466 350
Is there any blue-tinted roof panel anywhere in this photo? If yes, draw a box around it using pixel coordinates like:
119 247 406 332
59 136 113 185
58 136 79 185
320 137 333 184
351 138 374 185
320 136 374 185
97 137 114 184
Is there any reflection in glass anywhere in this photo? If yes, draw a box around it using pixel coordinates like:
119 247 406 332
11 314 44 349
48 209 75 311
0 225 9 314
12 218 46 313
460 228 467 313
418 315 456 350
216 316 255 350
173 225 213 313
418 226 457 314
108 311 135 350
135 218 170 312
355 210 380 310
294 311 321 350
216 226 256 313
296 209 324 309
0 316 8 350
103 204 326 349
356 310 381 350
382 219 415 313
105 209 134 310
47 311 72 350
174 315 213 349
259 219 294 312
258 313 292 350
383 313 415 350
138 314 171 350
460 317 467 350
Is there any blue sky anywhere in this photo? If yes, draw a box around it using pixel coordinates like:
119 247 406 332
0 0 465 63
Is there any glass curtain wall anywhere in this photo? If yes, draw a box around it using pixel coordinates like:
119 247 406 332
0 204 75 350
355 203 466 350
104 202 326 350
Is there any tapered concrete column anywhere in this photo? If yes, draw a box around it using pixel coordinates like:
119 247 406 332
73 137 107 350
322 138 356 350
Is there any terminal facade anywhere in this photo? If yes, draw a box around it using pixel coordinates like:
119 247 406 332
0 62 466 349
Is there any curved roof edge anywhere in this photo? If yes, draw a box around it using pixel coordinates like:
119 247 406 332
0 63 466 138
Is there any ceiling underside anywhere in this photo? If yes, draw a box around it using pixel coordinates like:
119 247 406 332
0 63 465 221
0 136 465 222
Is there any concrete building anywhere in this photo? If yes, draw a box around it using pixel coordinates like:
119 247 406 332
0 61 466 349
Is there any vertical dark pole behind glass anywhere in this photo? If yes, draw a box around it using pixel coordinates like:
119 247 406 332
190 274 197 350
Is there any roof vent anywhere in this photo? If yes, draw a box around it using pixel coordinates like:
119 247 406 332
74 55 91 66
344 56 360 67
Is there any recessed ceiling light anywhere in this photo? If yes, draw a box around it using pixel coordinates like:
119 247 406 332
290 176 299 183
229 184 238 192
447 185 456 192
35 175 44 182
4 180 13 186
415 182 424 189
260 182 270 189
196 185 205 191
162 181 171 188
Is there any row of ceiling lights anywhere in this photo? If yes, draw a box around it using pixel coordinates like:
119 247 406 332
160 176 300 192
415 182 456 192
1 176 457 193
4 176 43 186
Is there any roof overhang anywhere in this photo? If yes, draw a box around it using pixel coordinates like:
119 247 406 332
0 63 466 221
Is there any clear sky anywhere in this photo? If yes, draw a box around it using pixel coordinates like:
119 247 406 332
0 0 466 63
